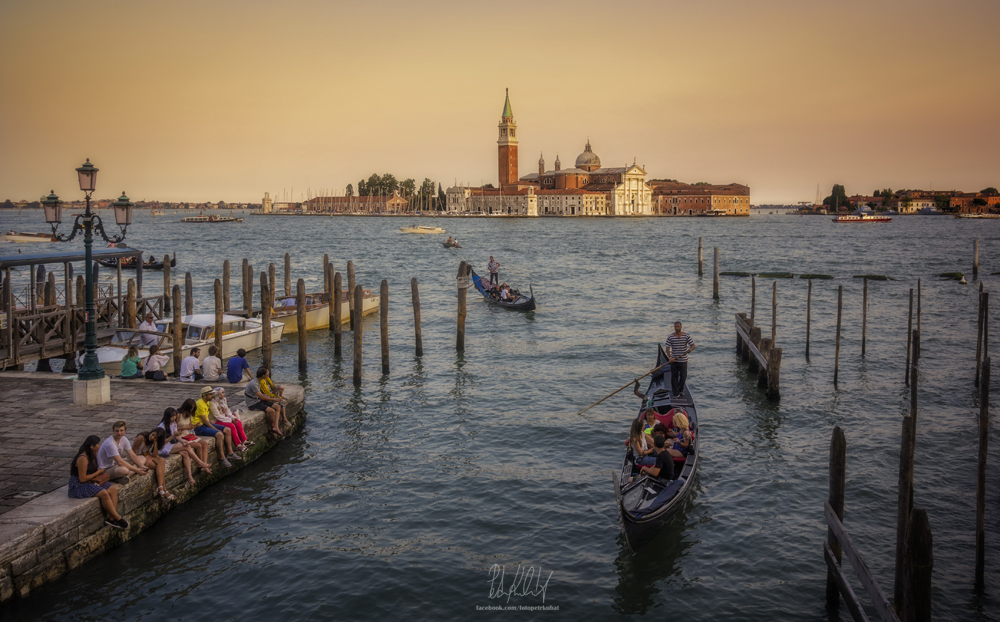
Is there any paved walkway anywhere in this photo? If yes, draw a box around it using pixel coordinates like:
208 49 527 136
0 372 249 514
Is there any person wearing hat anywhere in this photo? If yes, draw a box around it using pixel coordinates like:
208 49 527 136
192 387 241 466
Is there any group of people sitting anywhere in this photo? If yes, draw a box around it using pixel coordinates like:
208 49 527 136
485 280 517 302
68 367 293 530
627 406 694 482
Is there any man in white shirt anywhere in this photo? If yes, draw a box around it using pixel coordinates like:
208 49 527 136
97 421 149 482
138 312 159 346
179 347 203 382
202 345 223 381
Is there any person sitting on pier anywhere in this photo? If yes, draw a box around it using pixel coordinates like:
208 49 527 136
210 387 250 452
120 345 144 379
131 428 176 500
191 389 241 466
638 434 674 481
227 348 252 383
246 368 283 437
68 435 129 530
158 407 212 483
258 367 289 428
179 347 204 382
144 344 170 381
97 421 149 483
202 345 223 382
138 313 159 346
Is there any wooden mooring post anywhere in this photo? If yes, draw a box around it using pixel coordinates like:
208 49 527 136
862 276 868 356
974 238 979 277
222 259 231 312
242 259 250 315
902 509 933 622
284 253 291 297
735 311 780 399
163 255 171 309
771 281 776 344
906 288 914 387
260 272 272 370
751 276 756 322
917 278 921 333
347 261 356 331
806 279 812 358
895 329 920 613
380 279 389 375
246 263 254 316
269 263 276 309
975 356 990 593
333 272 343 357
713 247 719 300
297 278 306 371
834 285 843 385
214 279 223 355
698 237 703 277
976 285 985 387
353 283 363 385
184 272 193 316
824 425 911 622
412 278 423 357
171 285 182 375
326 264 335 330
457 261 468 351
126 279 136 328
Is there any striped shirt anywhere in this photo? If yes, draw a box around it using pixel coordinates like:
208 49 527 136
488 259 500 274
665 333 695 362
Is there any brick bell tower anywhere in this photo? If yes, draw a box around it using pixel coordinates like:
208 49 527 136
497 88 518 187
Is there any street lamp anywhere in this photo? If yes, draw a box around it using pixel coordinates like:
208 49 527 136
44 159 134 381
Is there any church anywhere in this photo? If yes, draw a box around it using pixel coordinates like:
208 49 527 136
446 91 653 216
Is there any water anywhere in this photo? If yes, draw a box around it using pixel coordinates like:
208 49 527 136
1 211 998 620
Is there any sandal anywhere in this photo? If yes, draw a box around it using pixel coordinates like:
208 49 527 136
157 486 177 501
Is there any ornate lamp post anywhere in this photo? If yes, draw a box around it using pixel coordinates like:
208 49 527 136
43 159 133 381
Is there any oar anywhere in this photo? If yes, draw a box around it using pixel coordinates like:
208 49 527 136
576 362 670 417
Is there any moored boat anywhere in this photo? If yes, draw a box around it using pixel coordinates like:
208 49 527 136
1 231 57 243
269 289 380 334
81 314 283 375
399 225 446 234
955 213 1000 219
470 269 535 311
97 253 176 270
614 345 700 554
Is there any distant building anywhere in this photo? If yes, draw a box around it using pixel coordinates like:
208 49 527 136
650 181 750 216
304 192 409 213
262 192 273 213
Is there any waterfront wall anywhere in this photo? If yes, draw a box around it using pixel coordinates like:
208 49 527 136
0 385 305 603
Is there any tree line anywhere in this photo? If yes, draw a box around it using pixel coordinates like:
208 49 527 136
347 173 446 210
822 185 997 211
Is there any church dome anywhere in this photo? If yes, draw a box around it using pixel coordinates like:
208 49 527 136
575 140 601 170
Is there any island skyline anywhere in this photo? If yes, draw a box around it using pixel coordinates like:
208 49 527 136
1 0 998 205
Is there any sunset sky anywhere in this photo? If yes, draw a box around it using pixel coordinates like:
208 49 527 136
1 0 998 205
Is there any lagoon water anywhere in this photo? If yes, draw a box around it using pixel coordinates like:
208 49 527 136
1 210 998 620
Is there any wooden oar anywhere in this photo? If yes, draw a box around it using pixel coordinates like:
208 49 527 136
576 362 670 417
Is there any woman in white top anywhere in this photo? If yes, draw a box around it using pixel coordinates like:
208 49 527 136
210 387 252 451
156 407 212 484
143 344 171 381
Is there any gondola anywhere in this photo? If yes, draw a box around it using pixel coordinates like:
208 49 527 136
97 253 176 270
614 345 700 554
470 269 535 311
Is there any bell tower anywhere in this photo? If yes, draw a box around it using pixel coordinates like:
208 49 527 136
497 88 518 187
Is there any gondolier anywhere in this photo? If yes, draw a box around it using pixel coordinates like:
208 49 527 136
487 256 500 286
664 321 695 397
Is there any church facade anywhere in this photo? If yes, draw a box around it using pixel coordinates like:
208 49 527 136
446 91 654 216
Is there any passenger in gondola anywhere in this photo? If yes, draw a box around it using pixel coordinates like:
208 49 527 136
446 236 453 245
500 284 511 301
628 419 656 467
665 411 693 459
638 434 674 480
641 407 658 437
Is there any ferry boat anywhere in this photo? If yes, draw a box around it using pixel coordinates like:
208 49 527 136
181 215 243 223
399 225 445 234
955 213 1000 219
1 231 57 243
832 207 892 223
270 288 380 334
82 314 283 375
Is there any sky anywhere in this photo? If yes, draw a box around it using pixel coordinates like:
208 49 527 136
1 0 998 205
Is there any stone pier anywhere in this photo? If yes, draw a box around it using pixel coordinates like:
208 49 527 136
0 373 305 603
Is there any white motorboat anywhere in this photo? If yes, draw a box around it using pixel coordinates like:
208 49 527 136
1 231 56 243
81 313 284 375
270 288 380 334
399 225 446 234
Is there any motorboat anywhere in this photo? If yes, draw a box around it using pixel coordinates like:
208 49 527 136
614 346 700 554
470 269 535 311
81 313 284 375
269 288 380 334
399 225 446 234
1 231 56 243
917 206 945 216
832 206 892 222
